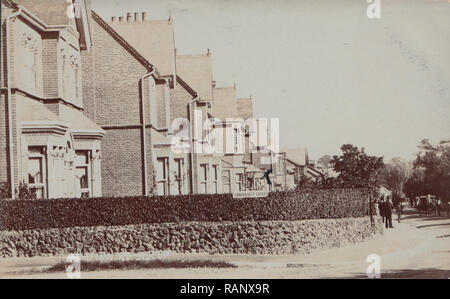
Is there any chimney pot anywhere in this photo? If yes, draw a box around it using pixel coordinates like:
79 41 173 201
134 12 139 22
127 12 132 22
142 12 147 21
119 16 124 22
111 16 117 22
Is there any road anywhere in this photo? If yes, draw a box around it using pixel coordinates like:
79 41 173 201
1 210 449 278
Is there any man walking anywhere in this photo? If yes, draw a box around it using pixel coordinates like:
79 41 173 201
379 196 385 223
385 196 393 228
396 200 402 223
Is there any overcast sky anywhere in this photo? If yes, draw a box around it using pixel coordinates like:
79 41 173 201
91 0 450 161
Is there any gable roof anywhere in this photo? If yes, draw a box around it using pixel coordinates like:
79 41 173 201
176 53 213 102
109 18 176 78
306 167 324 178
13 0 70 25
176 75 198 98
91 10 156 73
283 148 309 166
237 97 253 120
211 86 238 120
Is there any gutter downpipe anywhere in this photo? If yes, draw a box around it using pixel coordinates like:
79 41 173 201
6 7 23 200
140 70 155 195
188 96 199 194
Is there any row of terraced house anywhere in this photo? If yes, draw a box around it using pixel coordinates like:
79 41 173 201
1 0 323 199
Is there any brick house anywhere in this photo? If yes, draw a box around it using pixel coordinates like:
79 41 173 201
2 0 289 199
107 13 214 195
1 0 105 199
81 9 196 197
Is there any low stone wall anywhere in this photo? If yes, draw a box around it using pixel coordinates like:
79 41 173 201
0 217 383 258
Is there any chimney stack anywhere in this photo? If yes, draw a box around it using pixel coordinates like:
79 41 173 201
127 12 132 22
119 16 124 22
111 16 117 22
134 12 139 22
142 12 147 21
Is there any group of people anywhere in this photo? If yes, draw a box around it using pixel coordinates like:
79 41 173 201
378 195 402 228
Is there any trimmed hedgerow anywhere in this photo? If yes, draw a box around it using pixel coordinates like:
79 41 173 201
0 189 370 231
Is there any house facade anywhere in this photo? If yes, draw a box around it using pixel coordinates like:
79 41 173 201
2 0 296 199
1 0 104 199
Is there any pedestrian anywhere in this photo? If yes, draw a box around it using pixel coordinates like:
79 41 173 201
379 195 385 223
385 196 393 228
396 200 402 223
436 198 442 217
446 200 450 217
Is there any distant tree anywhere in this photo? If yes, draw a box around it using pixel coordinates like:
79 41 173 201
318 155 332 168
331 144 385 188
406 139 450 200
380 158 412 198
403 167 427 199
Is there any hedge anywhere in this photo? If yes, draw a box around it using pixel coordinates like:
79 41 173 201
0 188 370 231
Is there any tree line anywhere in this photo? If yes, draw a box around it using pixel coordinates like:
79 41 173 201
308 139 449 202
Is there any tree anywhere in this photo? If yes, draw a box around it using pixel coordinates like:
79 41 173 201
380 158 412 198
403 167 427 199
405 139 450 200
331 144 385 188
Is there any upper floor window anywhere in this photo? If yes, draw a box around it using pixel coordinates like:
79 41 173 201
148 78 158 127
60 47 81 106
21 33 39 92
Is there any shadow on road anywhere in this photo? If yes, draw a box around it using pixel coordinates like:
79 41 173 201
416 222 450 229
349 268 450 279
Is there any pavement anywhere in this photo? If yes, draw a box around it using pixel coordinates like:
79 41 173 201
0 209 449 279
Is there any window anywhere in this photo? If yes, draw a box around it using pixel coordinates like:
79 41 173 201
211 165 218 194
75 150 91 198
235 173 243 192
28 147 46 199
148 79 158 127
21 34 39 92
200 164 208 194
275 154 284 175
222 170 231 193
156 157 169 195
234 128 239 153
174 158 184 195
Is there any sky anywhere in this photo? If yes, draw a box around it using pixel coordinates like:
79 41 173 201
91 0 450 161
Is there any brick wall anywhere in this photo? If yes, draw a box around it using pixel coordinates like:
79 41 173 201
41 33 59 98
82 11 155 196
101 128 143 196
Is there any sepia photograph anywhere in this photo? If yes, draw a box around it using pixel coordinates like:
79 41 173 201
0 0 449 287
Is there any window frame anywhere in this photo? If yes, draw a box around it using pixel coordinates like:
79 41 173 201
199 163 208 194
28 147 47 199
75 150 92 198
